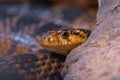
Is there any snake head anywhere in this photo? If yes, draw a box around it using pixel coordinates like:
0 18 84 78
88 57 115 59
39 29 91 56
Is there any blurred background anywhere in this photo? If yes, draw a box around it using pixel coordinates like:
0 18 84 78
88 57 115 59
0 0 97 8
0 1 98 80
0 0 98 34
0 0 98 56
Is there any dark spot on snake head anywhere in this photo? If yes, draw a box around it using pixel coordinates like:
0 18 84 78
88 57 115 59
72 31 79 35
61 31 69 39
47 37 51 42
80 29 91 36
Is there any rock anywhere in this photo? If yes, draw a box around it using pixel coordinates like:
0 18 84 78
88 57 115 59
63 0 120 80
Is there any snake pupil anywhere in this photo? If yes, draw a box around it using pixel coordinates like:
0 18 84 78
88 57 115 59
61 31 69 39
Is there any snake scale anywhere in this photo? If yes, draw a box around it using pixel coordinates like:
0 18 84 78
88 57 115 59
0 0 98 80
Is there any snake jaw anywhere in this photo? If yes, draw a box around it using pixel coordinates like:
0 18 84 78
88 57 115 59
39 29 91 56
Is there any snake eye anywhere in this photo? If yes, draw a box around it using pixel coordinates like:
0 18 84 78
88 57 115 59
61 31 69 39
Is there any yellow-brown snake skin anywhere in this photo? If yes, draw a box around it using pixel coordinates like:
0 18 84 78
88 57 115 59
40 29 91 56
0 0 97 80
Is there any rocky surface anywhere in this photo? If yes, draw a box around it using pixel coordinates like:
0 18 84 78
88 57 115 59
63 0 120 80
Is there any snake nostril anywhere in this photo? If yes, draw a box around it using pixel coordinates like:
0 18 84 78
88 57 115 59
47 37 53 42
45 36 53 42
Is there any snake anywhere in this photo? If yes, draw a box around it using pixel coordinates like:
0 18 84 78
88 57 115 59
39 29 91 56
0 0 97 80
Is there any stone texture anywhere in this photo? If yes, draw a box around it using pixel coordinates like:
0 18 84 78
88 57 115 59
63 0 120 80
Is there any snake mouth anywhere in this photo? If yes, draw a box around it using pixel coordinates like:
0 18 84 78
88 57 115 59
39 39 82 56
